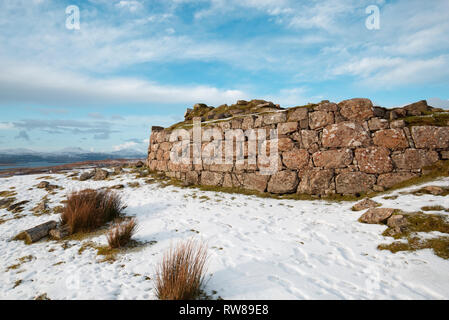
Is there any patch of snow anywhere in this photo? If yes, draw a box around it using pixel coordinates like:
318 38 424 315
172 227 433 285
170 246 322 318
0 170 448 300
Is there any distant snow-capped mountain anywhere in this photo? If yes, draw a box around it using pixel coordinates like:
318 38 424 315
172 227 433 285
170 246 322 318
0 147 146 165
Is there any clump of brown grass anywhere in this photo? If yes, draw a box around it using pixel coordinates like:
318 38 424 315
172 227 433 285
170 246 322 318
61 189 126 234
155 239 208 300
107 218 137 248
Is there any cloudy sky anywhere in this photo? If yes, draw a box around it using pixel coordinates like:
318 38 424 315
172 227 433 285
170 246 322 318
0 0 448 152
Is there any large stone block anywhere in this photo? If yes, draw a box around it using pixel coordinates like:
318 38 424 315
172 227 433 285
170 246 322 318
403 100 429 116
368 118 389 131
297 170 335 195
185 171 199 185
355 147 393 174
411 126 449 149
242 116 255 130
373 129 409 149
322 122 372 148
359 208 395 224
267 170 299 194
391 149 439 170
282 148 310 170
209 163 234 172
160 142 172 152
309 111 334 129
242 173 270 192
200 171 223 186
156 161 168 172
278 122 298 135
377 172 419 189
314 102 338 112
338 98 374 121
312 149 353 169
300 130 319 148
336 172 376 194
168 161 192 172
287 107 308 121
263 112 287 125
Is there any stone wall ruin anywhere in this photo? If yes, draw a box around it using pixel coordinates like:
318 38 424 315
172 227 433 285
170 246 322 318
147 98 449 197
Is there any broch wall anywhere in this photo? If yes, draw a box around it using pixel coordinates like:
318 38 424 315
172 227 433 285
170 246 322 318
147 98 449 196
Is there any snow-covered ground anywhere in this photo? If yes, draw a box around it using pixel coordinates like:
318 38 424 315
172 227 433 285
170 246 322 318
0 168 448 300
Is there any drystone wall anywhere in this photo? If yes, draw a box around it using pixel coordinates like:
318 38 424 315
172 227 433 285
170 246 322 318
147 98 449 196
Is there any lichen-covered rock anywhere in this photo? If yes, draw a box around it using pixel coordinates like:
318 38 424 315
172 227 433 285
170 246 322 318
185 171 199 185
351 198 381 211
282 148 309 170
322 122 372 148
309 111 334 129
336 172 376 194
200 171 223 186
287 107 308 122
267 170 298 194
368 118 389 131
403 100 429 116
355 147 393 174
79 171 95 181
377 172 418 188
93 169 109 181
411 126 449 149
278 122 298 135
314 102 338 112
421 185 445 195
263 112 287 125
373 129 409 149
297 170 334 195
242 173 269 192
338 98 374 121
242 116 255 130
312 149 353 169
359 208 395 224
277 137 294 152
390 120 405 129
300 130 319 148
391 149 439 170
387 215 408 228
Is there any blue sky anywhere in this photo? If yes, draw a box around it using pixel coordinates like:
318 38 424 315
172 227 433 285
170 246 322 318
0 0 448 152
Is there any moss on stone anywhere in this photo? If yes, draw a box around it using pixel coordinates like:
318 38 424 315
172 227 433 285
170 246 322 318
370 160 449 199
403 111 449 127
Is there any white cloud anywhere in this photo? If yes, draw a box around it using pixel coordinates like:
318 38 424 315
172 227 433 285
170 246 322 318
115 1 143 13
0 61 248 106
333 57 404 77
113 141 138 151
263 87 324 107
0 122 14 130
428 98 449 109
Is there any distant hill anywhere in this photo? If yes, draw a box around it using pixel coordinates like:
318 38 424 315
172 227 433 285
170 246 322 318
0 147 146 165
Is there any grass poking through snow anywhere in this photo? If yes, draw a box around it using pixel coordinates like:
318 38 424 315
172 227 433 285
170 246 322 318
155 239 208 300
107 218 137 249
61 189 126 234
